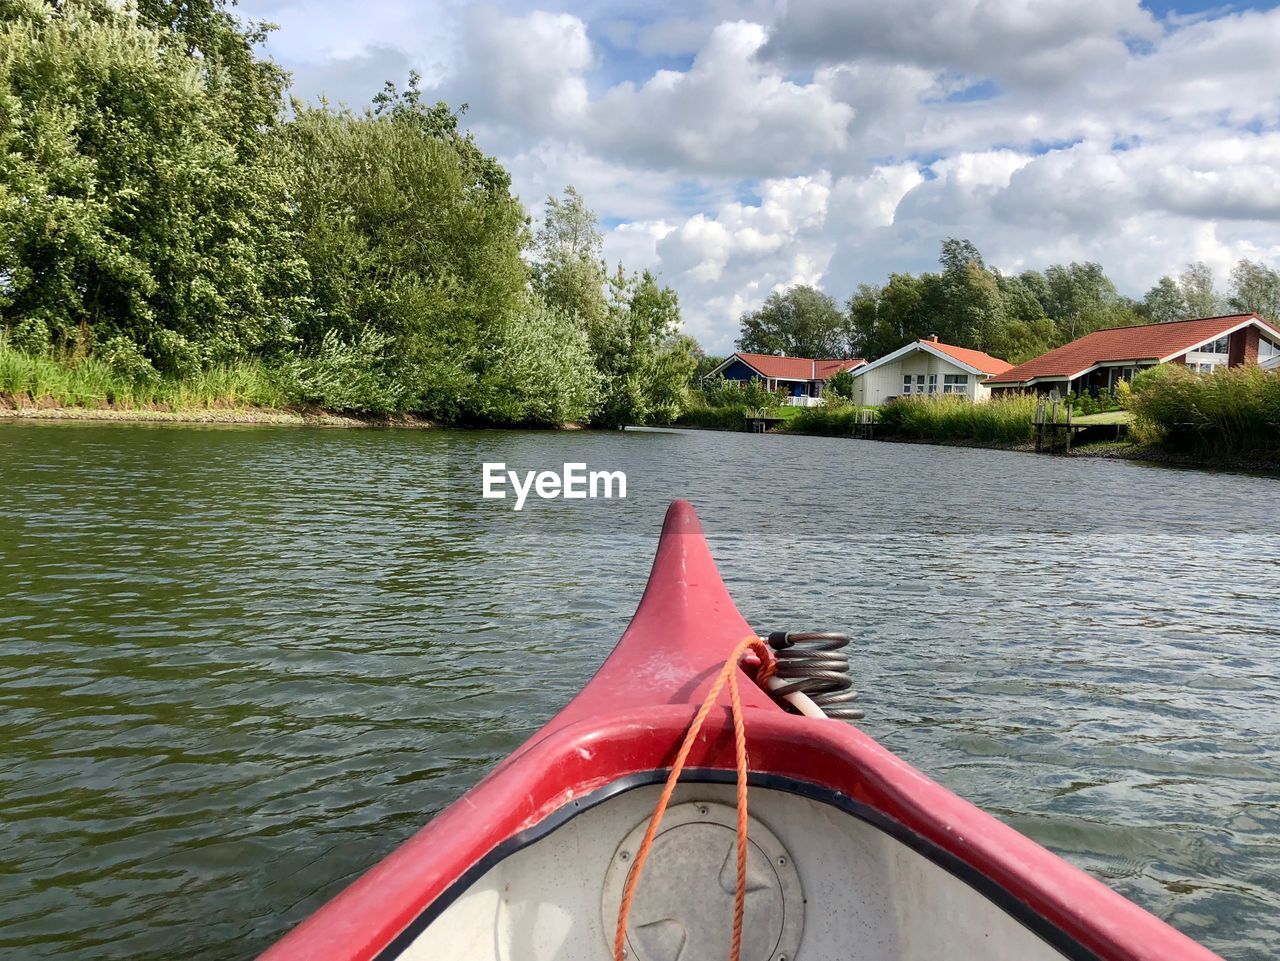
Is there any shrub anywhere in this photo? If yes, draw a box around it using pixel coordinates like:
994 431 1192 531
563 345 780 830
474 299 602 426
99 337 159 384
675 401 751 430
275 327 406 414
8 317 51 356
783 404 868 436
149 329 204 380
699 376 785 410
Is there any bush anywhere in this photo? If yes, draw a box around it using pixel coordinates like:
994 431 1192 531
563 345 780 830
99 336 159 384
1067 389 1123 416
7 317 51 355
699 376 785 410
1127 364 1280 457
149 329 204 379
275 327 405 414
474 299 601 426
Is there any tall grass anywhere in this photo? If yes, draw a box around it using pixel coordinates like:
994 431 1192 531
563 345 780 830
674 401 751 430
782 403 871 437
875 394 1039 444
0 336 288 410
1128 364 1280 458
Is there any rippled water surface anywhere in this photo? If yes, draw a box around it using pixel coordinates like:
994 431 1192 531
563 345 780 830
1 422 1277 960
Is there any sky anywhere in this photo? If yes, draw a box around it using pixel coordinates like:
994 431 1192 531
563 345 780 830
235 0 1280 352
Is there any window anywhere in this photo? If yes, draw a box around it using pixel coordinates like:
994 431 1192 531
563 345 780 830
942 374 970 394
1195 336 1228 354
928 374 938 394
902 374 913 395
1260 337 1280 360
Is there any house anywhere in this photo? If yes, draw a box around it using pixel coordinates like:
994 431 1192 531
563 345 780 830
848 336 1013 405
987 313 1280 395
705 352 866 405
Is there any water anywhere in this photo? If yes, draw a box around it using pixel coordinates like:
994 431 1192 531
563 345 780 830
1 421 1277 960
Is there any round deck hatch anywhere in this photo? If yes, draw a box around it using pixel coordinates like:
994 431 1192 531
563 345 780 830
601 801 803 961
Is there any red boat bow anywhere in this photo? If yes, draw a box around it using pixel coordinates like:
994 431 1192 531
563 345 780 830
261 500 1222 961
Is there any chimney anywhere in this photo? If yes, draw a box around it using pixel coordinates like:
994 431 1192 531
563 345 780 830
925 334 939 343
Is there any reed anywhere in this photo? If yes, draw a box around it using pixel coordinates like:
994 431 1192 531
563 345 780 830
874 394 1039 444
783 403 869 437
674 402 752 430
0 337 288 411
1128 364 1280 457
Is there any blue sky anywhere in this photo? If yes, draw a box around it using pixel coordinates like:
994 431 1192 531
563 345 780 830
239 0 1280 351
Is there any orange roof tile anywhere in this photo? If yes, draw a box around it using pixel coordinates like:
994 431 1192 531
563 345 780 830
920 340 1013 376
988 314 1280 385
732 353 865 380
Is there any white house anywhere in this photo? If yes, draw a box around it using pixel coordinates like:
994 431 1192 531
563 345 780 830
850 336 1014 406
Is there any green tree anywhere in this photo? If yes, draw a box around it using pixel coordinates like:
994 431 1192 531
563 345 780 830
736 285 849 357
0 0 306 360
1227 259 1280 322
1178 262 1221 318
592 267 695 426
531 186 609 339
1142 276 1187 323
825 368 855 399
281 91 528 416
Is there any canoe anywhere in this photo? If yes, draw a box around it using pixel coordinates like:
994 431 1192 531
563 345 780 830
261 499 1222 961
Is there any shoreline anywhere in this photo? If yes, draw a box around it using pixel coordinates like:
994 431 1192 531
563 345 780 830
0 404 431 429
672 421 1280 475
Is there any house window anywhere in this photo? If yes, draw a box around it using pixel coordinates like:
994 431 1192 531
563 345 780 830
1198 336 1228 354
1260 337 1280 360
903 374 913 395
915 375 925 392
928 374 937 394
943 374 970 394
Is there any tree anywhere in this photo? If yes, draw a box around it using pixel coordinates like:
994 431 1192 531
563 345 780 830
476 297 601 426
1178 262 1221 318
530 187 609 339
281 89 528 416
1041 262 1136 340
0 0 306 361
1227 259 1280 322
825 369 855 399
1142 276 1187 323
736 286 849 357
591 267 695 427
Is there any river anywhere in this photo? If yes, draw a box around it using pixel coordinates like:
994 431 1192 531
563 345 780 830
1 421 1277 960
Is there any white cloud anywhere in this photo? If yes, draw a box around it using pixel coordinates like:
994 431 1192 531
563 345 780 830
234 0 1280 353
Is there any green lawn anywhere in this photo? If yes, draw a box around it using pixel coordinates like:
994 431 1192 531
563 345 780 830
1072 410 1131 426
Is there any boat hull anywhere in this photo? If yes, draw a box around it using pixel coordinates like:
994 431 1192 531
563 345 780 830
261 500 1222 961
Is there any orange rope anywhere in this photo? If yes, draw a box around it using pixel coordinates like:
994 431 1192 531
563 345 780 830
613 636 775 961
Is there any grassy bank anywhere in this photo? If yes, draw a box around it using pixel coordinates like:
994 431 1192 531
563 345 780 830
1 339 290 413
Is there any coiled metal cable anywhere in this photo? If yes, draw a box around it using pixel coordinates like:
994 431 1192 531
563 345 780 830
765 631 863 720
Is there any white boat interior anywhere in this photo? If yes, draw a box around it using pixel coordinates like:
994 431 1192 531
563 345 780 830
396 781 1074 961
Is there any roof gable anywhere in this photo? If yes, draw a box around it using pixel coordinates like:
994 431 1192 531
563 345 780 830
851 339 1012 378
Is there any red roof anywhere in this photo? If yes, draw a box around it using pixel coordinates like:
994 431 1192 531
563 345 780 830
920 340 1013 376
732 353 865 381
988 314 1280 385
